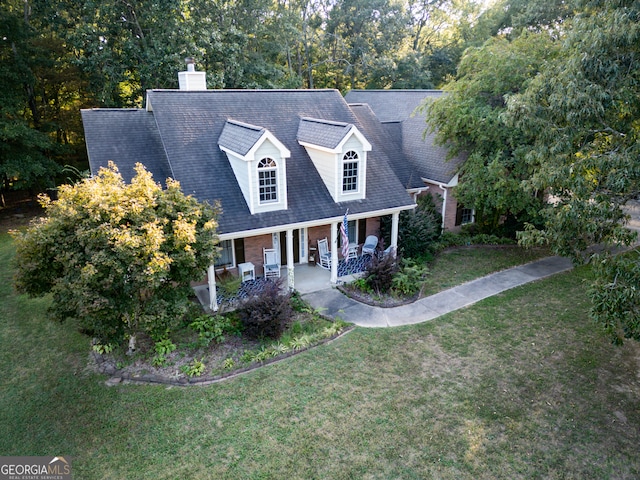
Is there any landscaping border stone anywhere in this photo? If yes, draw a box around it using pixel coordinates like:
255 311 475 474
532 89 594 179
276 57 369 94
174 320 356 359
95 327 354 387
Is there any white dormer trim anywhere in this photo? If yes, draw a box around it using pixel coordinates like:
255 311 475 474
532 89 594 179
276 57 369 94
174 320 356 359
298 125 372 154
298 124 370 202
340 126 372 152
220 127 291 162
219 120 290 215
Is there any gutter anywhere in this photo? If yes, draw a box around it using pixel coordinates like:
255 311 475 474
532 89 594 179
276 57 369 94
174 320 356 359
407 186 430 203
422 175 459 231
217 204 417 241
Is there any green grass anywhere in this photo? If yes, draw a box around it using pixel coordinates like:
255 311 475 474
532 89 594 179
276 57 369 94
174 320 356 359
2 232 639 479
423 246 550 296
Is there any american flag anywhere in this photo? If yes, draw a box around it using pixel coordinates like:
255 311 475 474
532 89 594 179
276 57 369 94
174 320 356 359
340 210 349 263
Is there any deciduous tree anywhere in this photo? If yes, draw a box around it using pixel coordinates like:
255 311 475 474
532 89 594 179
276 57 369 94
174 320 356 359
13 163 220 347
511 0 640 343
0 2 61 204
426 31 557 232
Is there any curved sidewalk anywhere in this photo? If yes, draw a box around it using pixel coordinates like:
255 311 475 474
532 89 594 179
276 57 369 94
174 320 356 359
302 256 573 328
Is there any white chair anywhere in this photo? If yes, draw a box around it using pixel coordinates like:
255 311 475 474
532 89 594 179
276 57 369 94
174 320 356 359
362 235 378 255
317 238 331 269
263 248 281 279
347 243 358 260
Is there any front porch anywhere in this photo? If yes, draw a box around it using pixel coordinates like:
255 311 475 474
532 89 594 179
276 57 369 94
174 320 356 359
202 209 402 312
194 255 371 311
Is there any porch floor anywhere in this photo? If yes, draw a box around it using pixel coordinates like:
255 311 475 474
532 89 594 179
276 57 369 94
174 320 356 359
193 254 372 311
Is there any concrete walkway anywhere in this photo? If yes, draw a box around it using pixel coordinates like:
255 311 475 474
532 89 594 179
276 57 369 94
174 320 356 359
302 256 574 328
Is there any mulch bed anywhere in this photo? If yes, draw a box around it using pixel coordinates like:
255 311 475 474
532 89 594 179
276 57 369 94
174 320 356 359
91 325 354 387
337 283 420 308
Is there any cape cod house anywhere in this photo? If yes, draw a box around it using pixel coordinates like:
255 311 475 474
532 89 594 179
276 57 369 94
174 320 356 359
81 62 417 311
345 90 471 230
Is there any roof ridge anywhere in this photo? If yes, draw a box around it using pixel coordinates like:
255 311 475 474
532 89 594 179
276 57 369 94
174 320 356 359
81 108 143 112
300 117 351 128
347 89 443 93
148 88 340 93
225 119 265 132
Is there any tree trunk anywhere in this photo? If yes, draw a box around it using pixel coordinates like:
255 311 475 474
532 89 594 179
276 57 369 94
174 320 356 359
127 334 137 356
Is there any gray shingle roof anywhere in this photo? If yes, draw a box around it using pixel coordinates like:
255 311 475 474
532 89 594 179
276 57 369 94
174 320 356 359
345 89 463 185
297 117 353 150
344 89 443 122
401 115 463 185
82 89 414 235
349 104 417 187
218 120 266 156
81 108 173 186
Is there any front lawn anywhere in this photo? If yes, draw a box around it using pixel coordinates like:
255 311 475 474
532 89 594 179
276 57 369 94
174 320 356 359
1 231 639 479
341 244 551 305
423 245 551 295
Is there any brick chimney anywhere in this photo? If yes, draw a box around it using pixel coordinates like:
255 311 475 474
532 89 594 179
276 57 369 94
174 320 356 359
178 57 207 90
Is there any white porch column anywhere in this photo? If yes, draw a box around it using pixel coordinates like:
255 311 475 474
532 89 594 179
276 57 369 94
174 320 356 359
390 211 400 258
330 221 338 283
286 228 295 291
207 265 218 312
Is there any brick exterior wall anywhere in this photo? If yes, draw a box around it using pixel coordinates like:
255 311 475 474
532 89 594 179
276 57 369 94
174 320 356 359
365 217 380 237
443 189 460 232
307 225 330 266
243 233 273 276
309 219 381 248
202 216 386 281
308 225 332 252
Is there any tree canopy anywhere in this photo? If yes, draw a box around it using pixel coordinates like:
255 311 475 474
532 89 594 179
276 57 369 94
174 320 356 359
426 30 558 232
6 0 640 344
429 0 640 342
0 3 61 204
0 0 494 197
510 0 640 343
13 163 220 346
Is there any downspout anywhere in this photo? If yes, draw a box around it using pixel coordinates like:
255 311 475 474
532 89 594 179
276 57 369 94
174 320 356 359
440 185 447 231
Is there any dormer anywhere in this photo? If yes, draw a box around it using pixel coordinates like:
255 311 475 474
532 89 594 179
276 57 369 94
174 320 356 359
297 117 371 202
218 120 290 214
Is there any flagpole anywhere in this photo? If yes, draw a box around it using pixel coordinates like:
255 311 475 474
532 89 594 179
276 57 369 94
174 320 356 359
340 209 350 264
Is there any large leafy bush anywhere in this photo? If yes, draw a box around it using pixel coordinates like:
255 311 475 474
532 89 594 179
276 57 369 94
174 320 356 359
13 162 220 346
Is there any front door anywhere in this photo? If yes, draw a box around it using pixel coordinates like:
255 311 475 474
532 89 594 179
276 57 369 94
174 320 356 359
279 230 300 264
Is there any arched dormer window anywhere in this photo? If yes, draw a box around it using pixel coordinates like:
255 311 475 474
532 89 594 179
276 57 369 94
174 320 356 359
297 117 370 202
258 157 278 203
342 150 359 193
